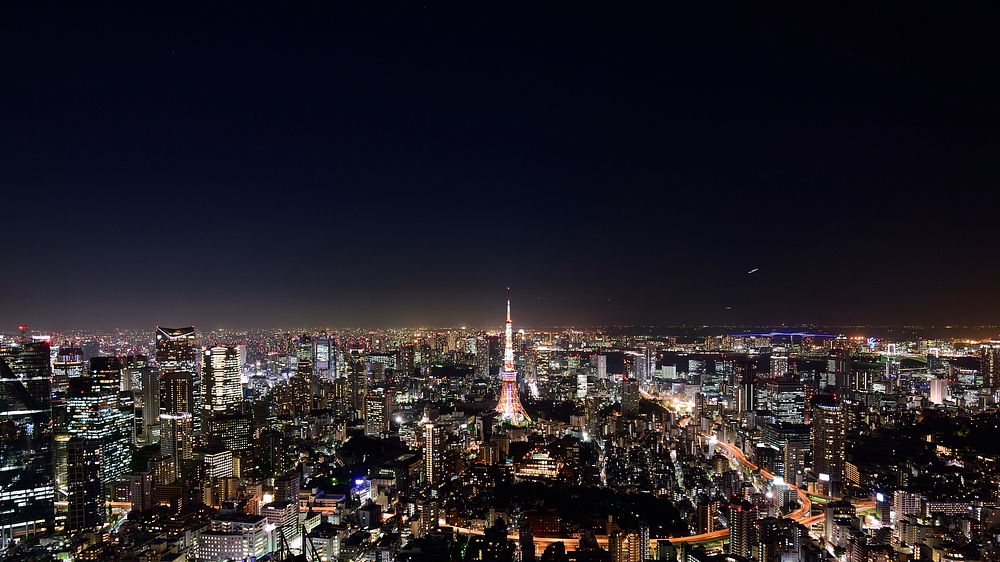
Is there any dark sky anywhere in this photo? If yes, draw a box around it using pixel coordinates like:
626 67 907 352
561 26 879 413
2 3 999 330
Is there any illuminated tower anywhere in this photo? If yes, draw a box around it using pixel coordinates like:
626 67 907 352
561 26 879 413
495 300 531 425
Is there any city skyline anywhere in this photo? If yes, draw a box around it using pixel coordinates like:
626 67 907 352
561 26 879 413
3 6 1000 561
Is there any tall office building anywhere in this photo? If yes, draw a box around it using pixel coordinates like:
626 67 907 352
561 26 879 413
728 499 758 559
643 343 656 384
622 377 641 415
810 395 846 495
203 345 243 422
296 335 314 377
0 340 55 549
929 377 947 405
763 376 806 424
770 355 789 377
140 364 161 444
364 387 392 437
160 412 194 480
156 326 200 431
761 423 810 482
66 437 104 533
66 359 133 489
737 373 757 414
122 355 154 441
121 353 151 392
314 333 333 380
347 348 367 415
423 422 443 485
979 342 1000 391
162 371 195 416
52 345 84 427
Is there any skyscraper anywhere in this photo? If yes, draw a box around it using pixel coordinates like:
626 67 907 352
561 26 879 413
162 371 195 417
763 376 805 424
423 421 443 485
140 362 161 444
811 395 846 495
737 372 757 414
156 326 200 431
202 345 243 421
347 348 367 416
66 437 104 534
979 342 1000 391
52 345 83 427
770 355 789 377
66 358 133 490
728 498 758 559
622 378 641 416
495 300 531 425
160 412 194 480
0 340 55 549
314 333 333 380
122 355 155 442
365 387 392 437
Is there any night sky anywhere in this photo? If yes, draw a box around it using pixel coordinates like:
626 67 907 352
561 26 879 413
2 4 999 329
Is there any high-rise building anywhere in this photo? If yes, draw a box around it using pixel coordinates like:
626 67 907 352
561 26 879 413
609 527 650 562
126 470 154 513
811 395 846 495
622 378 641 415
156 326 200 431
365 387 392 437
770 355 789 377
737 373 757 414
123 355 155 442
761 423 810 482
763 377 805 424
66 437 104 534
52 345 84 427
643 343 656 384
296 334 314 384
347 348 367 415
204 448 235 479
979 342 1000 391
728 499 758 559
695 495 720 534
929 377 947 405
314 333 333 380
203 345 243 421
423 422 443 485
140 363 161 444
160 412 194 479
66 359 133 490
0 340 55 549
162 371 195 416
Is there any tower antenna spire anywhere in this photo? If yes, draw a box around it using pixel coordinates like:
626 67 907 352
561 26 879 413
506 289 511 324
495 291 530 425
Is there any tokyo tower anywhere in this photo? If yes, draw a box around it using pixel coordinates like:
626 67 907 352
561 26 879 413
495 299 531 425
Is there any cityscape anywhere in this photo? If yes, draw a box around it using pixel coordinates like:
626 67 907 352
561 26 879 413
2 304 1000 561
3 3 1000 562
